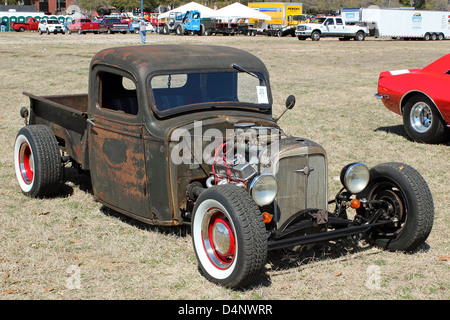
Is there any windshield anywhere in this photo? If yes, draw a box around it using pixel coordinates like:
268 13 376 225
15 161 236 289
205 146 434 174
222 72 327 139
150 71 269 114
47 20 60 24
291 15 307 22
312 17 326 24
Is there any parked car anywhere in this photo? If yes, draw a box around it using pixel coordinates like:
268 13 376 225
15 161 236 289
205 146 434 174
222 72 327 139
38 18 65 35
67 18 99 34
10 17 39 32
375 54 450 143
129 19 154 33
98 18 129 34
14 45 434 288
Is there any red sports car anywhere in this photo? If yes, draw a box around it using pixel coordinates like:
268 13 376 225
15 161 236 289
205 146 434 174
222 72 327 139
376 54 450 144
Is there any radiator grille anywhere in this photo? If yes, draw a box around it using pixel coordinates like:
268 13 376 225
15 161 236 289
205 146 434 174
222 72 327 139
274 154 327 227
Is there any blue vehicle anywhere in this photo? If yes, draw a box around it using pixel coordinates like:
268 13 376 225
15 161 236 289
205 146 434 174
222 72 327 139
129 19 154 33
162 10 203 35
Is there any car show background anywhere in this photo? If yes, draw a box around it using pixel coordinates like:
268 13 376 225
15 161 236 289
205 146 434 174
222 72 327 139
0 2 448 300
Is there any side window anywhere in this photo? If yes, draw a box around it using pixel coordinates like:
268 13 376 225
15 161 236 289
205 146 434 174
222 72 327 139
336 18 343 25
325 18 334 25
98 71 138 115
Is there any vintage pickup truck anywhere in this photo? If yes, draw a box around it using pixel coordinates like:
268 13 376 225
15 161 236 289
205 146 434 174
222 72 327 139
10 17 39 32
295 16 369 41
14 45 434 288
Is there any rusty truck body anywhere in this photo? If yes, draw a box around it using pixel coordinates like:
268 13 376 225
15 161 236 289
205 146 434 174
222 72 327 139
14 45 434 288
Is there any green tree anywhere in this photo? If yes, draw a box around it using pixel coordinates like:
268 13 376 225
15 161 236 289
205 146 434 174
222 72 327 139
79 0 111 12
399 0 426 9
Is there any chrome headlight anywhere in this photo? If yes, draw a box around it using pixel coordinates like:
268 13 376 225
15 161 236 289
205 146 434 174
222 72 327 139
340 162 370 194
249 174 278 206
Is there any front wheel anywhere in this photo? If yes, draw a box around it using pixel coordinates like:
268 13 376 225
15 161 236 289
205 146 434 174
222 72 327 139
358 162 434 252
192 185 267 288
311 30 320 41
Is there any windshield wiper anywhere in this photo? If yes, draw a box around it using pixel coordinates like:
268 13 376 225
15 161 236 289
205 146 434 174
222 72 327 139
232 64 264 81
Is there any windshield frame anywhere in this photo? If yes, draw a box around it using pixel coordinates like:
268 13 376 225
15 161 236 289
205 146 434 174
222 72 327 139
147 69 272 118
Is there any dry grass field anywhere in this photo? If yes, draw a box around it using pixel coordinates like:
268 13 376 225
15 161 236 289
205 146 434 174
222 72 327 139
0 31 448 301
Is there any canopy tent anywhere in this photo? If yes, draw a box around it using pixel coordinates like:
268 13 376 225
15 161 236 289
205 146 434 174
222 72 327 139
214 2 271 21
158 2 217 19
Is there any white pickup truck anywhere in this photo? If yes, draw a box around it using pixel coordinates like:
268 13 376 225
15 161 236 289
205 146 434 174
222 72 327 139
295 16 369 41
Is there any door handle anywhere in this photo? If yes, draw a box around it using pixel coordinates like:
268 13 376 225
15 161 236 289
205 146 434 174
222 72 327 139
87 117 96 127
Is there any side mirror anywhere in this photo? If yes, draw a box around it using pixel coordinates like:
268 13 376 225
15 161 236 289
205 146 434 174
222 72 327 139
275 95 296 123
285 95 296 110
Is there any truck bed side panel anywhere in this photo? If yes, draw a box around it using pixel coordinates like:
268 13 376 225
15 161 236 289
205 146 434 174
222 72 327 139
25 92 89 169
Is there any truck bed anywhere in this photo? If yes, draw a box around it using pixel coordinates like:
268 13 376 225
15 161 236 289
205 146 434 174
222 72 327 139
24 92 89 169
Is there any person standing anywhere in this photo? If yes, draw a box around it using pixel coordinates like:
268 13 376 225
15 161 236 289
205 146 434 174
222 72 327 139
139 19 147 44
1 20 6 32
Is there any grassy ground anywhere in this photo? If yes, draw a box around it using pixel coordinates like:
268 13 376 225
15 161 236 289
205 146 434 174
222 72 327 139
0 31 448 300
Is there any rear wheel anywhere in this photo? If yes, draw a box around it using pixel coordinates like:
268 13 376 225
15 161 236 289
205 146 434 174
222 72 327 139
359 162 434 252
403 94 447 143
176 24 184 35
192 185 267 288
355 31 365 41
14 125 62 198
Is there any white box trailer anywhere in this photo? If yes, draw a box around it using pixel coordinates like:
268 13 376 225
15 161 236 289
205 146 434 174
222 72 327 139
358 7 450 40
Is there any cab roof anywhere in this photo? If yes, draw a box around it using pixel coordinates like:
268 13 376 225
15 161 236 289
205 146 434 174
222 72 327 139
90 45 270 82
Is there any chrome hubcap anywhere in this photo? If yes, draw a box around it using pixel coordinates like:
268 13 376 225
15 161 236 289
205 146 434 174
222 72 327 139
201 209 236 269
410 102 432 133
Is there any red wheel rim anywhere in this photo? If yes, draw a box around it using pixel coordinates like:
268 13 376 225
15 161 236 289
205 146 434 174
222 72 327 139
202 210 236 269
18 142 33 184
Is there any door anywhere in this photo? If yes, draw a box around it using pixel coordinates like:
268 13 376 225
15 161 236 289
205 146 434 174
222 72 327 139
323 18 338 35
88 67 151 219
335 18 346 36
